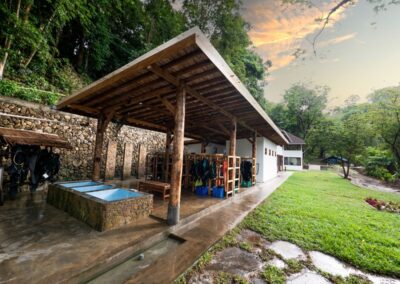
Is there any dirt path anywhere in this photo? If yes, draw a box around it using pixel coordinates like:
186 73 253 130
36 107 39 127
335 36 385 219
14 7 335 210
349 170 400 195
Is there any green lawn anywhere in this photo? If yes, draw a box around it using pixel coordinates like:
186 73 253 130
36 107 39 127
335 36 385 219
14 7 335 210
243 171 400 277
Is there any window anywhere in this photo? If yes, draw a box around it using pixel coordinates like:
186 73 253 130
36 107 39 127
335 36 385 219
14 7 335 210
284 157 301 166
265 148 268 155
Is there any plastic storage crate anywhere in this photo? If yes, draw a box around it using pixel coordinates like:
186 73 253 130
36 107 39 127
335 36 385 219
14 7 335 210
195 186 209 196
212 186 225 198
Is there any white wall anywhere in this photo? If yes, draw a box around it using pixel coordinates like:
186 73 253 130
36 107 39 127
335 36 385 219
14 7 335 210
262 138 278 182
227 137 278 183
283 147 303 171
185 143 225 154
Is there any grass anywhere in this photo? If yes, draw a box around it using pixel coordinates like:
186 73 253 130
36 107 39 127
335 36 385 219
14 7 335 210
261 265 286 284
243 171 400 277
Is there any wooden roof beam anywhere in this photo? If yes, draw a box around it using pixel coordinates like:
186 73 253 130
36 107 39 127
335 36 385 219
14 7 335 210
147 64 256 134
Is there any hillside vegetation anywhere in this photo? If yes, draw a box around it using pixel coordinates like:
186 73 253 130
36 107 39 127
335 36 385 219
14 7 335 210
0 0 269 108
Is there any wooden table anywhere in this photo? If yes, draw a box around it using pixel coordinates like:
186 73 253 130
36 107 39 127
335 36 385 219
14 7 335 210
139 181 170 200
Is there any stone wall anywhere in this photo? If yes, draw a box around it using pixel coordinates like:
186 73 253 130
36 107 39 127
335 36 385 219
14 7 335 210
0 96 165 181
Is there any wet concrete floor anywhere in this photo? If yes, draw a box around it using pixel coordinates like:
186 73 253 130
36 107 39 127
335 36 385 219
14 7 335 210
0 173 290 283
124 172 292 283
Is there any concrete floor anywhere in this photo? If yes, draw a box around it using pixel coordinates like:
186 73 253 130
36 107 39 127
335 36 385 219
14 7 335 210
126 172 292 284
109 177 233 221
0 173 291 284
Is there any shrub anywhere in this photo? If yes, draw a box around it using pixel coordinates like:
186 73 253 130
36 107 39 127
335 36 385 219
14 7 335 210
0 79 62 105
363 148 397 182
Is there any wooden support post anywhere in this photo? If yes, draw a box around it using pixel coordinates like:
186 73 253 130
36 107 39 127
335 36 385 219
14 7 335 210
167 85 186 225
163 129 172 182
92 112 114 181
229 119 236 156
229 118 237 195
252 132 257 160
252 131 257 185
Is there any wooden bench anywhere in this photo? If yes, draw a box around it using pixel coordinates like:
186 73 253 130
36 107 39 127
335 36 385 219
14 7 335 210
139 181 170 200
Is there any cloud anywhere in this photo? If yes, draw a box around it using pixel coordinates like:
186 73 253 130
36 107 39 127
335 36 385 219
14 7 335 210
319 33 356 47
241 0 354 71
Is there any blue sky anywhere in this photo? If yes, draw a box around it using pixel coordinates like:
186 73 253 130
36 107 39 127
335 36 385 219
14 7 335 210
241 0 400 107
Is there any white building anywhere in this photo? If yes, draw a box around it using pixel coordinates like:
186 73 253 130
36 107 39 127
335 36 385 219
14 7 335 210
279 130 305 171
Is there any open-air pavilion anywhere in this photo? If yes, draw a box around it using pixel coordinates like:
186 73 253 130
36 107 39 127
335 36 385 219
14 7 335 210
57 27 288 225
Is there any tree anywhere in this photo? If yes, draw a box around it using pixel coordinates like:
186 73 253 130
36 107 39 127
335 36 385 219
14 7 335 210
306 118 337 161
182 0 269 110
0 0 186 91
282 83 328 139
368 86 400 167
331 111 369 179
0 0 92 81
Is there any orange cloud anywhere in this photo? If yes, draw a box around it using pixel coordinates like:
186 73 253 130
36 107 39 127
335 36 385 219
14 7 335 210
242 0 355 70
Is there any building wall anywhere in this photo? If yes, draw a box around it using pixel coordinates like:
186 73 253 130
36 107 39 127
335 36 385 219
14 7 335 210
0 96 165 181
262 138 278 182
282 148 303 171
227 137 278 183
185 142 225 154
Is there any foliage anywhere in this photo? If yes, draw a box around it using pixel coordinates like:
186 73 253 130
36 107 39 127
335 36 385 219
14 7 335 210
305 117 338 162
1 0 271 112
0 79 61 105
269 83 328 140
362 147 397 182
215 272 249 284
243 171 400 277
367 86 400 167
284 259 304 275
182 0 270 110
260 265 286 284
239 241 253 252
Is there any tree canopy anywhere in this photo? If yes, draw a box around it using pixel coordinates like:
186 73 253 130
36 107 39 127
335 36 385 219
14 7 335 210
0 0 269 110
269 82 400 181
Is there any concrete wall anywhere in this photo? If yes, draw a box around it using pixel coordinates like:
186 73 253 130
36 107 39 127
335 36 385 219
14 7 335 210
0 96 165 181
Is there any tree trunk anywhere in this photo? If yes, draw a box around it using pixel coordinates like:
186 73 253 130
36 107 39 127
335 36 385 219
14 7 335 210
341 159 347 179
0 58 7 80
341 159 350 179
1 0 22 80
21 6 58 69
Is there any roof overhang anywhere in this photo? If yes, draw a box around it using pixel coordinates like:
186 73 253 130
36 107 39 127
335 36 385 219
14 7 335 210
0 127 72 149
57 27 288 145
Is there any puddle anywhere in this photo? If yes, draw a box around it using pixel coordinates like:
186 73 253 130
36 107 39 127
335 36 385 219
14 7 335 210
86 235 184 284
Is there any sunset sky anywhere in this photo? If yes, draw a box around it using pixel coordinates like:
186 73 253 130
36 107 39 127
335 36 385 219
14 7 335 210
240 0 400 107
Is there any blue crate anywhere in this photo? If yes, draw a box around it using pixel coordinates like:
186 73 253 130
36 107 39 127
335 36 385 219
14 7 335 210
195 186 209 196
212 186 225 198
